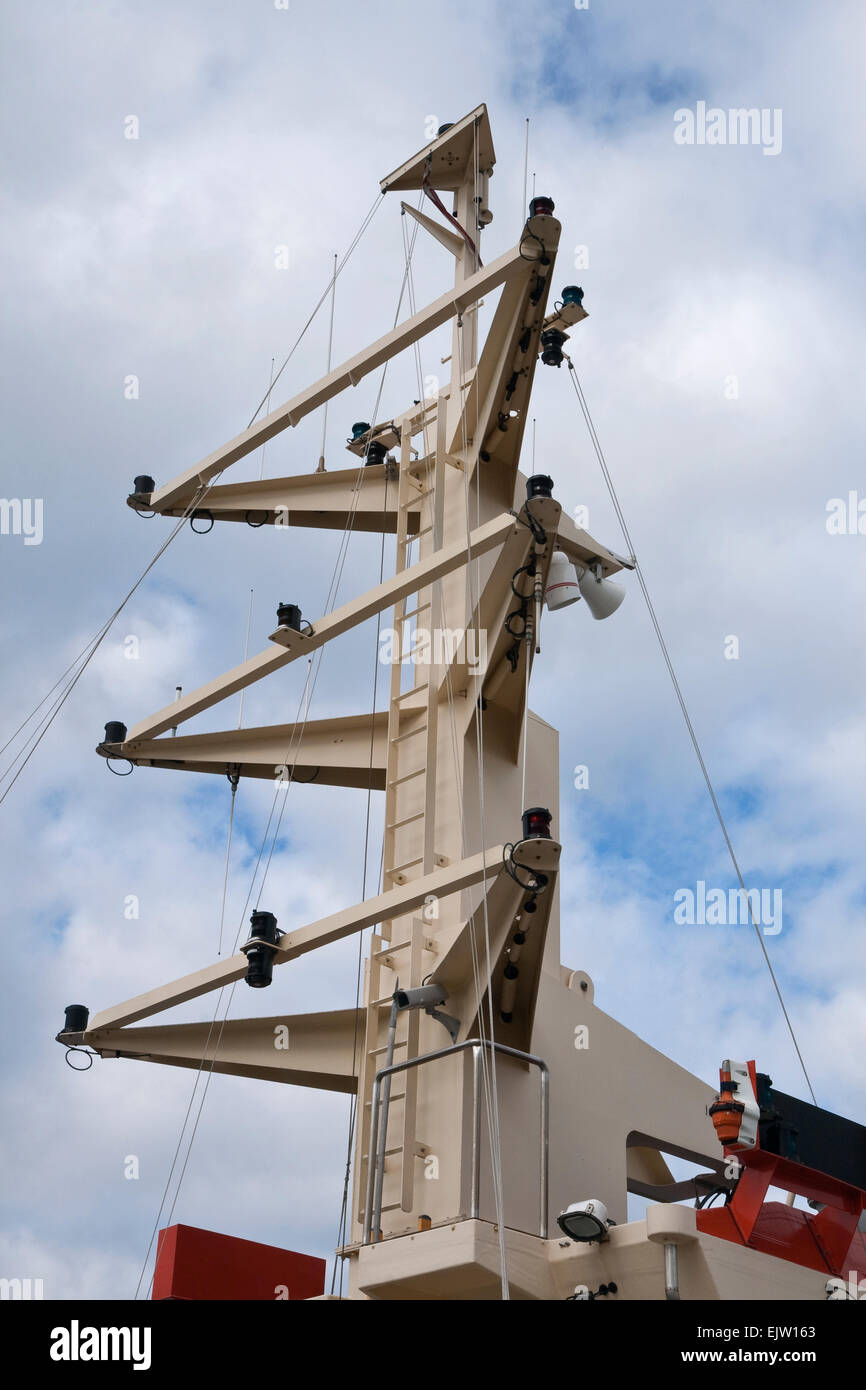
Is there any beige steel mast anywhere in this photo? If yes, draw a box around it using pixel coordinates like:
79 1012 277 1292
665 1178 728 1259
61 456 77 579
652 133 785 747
63 108 741 1300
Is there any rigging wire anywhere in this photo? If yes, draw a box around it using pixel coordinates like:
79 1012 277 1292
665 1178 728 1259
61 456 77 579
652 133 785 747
565 357 818 1106
318 251 339 471
1 193 386 807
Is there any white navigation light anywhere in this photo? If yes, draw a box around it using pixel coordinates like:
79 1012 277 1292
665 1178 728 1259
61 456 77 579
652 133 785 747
545 551 581 610
575 563 626 620
557 1198 613 1243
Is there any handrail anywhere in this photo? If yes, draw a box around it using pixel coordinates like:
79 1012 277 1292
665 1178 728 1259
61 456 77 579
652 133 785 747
364 1037 549 1244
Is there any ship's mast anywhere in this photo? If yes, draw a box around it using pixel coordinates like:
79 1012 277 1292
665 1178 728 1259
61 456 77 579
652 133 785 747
64 107 725 1300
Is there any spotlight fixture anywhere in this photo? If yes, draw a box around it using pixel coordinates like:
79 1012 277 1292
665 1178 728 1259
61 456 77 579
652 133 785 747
103 721 127 745
350 421 371 440
529 195 555 218
437 123 454 136
557 1198 614 1243
544 551 581 610
574 563 626 621
526 473 554 501
132 475 155 494
540 328 567 367
241 910 280 988
276 603 303 631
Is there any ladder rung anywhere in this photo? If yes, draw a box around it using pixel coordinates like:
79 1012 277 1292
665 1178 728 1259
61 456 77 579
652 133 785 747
388 767 426 787
393 683 429 701
365 1092 405 1107
368 1041 408 1056
391 727 426 744
387 810 424 831
373 940 411 959
401 603 432 621
388 857 423 877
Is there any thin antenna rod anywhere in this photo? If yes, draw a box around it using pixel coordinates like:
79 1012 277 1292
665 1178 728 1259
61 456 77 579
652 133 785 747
317 252 339 471
522 118 530 223
258 359 276 480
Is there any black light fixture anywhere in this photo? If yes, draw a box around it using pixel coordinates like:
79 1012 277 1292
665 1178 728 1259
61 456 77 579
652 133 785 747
557 1199 613 1243
132 475 155 494
561 285 584 307
437 123 454 136
350 421 371 440
242 910 280 988
526 474 554 501
529 195 555 218
364 441 388 466
61 1005 89 1035
103 721 127 744
522 806 552 840
540 328 566 367
276 603 302 631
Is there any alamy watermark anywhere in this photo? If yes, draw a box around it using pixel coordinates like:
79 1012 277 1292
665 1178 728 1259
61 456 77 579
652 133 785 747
674 102 782 157
674 880 782 935
0 498 43 545
378 626 487 669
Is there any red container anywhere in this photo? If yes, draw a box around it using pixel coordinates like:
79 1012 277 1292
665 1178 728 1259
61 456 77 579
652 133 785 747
152 1224 326 1301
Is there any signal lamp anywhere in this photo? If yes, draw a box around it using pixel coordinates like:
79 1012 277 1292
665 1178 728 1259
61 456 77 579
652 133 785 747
529 195 555 217
62 1005 89 1034
560 285 584 307
103 721 127 744
276 603 302 631
242 910 280 989
540 328 566 367
522 807 552 840
526 474 554 501
132 475 155 494
364 441 388 467
350 422 371 440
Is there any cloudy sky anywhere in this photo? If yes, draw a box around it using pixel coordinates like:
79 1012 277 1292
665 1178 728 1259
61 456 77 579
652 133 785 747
1 0 864 1299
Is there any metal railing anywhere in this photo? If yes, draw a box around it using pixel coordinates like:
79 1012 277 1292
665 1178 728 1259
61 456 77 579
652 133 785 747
364 1037 549 1244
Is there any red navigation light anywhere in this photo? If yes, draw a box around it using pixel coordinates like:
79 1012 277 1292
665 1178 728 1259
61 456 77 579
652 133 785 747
522 806 552 840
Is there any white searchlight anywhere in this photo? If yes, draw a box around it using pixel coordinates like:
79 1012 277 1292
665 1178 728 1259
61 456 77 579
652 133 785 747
557 1198 614 1243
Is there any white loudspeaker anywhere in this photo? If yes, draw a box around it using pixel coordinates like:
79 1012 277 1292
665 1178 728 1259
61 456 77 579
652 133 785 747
575 564 626 620
545 551 581 609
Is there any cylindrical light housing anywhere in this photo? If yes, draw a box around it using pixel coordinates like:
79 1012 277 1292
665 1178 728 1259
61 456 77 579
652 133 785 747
561 285 584 306
276 603 302 631
243 910 280 988
63 1005 89 1034
526 474 554 501
545 552 581 610
522 806 552 840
